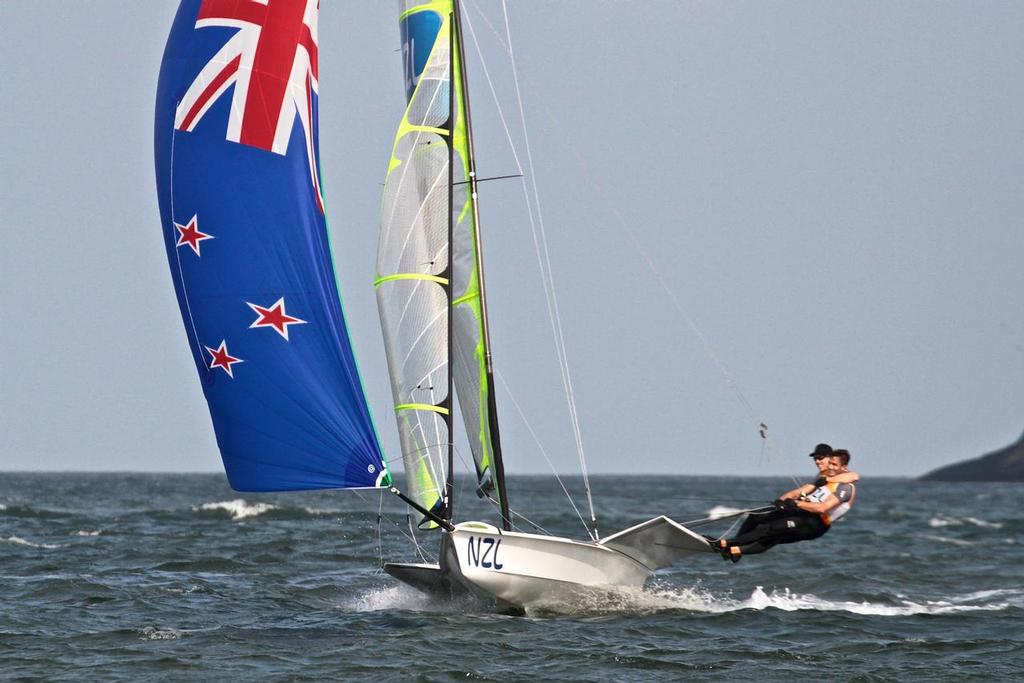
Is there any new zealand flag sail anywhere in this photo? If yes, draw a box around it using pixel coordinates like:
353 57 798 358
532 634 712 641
154 0 388 491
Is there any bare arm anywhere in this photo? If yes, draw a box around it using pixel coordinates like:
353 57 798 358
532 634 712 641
827 470 859 484
794 492 839 514
778 483 815 500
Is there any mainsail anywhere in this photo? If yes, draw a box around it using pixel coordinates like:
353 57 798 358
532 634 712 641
154 0 388 492
377 0 508 524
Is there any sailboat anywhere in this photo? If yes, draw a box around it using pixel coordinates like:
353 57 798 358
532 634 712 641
154 0 714 613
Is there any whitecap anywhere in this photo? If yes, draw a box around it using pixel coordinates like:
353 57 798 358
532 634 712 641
704 586 1012 617
546 583 722 615
344 584 445 613
4 535 63 549
929 514 1003 529
922 534 975 547
139 626 184 641
194 499 278 520
949 588 1024 604
303 507 341 516
963 516 1003 529
73 530 102 537
706 505 747 520
527 584 1017 617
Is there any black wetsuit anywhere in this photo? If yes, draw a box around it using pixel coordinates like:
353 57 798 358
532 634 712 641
727 507 829 555
726 481 856 555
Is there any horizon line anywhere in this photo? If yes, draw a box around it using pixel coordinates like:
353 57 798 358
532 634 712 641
0 469 915 479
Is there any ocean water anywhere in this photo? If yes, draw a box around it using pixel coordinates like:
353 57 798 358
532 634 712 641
1 473 1021 681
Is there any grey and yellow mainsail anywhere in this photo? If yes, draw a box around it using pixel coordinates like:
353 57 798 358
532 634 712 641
376 0 509 526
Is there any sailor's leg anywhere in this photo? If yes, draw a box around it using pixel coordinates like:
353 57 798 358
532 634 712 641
720 537 774 562
734 508 783 538
726 520 774 547
726 514 821 548
769 515 828 546
735 539 775 555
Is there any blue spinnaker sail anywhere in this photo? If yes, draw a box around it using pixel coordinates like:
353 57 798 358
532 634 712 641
154 0 388 492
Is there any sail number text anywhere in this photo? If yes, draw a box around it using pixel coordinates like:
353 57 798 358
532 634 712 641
465 536 503 570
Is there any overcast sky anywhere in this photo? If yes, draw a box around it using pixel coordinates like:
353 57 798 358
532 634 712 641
1 1 1021 479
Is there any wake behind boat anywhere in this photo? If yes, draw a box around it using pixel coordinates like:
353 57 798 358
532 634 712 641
154 0 718 612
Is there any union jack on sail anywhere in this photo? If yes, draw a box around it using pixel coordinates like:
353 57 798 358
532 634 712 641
174 0 323 209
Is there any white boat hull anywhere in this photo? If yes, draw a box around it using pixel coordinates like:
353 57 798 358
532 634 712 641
385 517 714 611
444 522 651 609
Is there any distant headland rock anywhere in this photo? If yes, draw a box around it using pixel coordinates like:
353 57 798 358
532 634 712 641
919 431 1024 482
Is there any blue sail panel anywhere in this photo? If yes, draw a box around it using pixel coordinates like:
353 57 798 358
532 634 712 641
154 0 388 492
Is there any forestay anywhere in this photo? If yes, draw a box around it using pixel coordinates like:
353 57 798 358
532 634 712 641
154 0 388 492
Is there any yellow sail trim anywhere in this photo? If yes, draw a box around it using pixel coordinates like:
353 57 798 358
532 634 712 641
374 273 449 288
399 2 450 21
386 121 449 175
393 401 450 417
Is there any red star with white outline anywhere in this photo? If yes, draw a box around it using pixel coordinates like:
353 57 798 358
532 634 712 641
247 297 307 340
205 340 243 377
175 214 214 256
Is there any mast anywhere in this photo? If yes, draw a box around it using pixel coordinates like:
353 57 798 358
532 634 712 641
443 11 456 523
452 0 512 531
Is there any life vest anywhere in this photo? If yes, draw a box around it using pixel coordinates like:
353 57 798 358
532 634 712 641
805 481 856 525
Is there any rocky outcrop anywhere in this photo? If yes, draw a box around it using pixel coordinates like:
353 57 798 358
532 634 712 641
920 431 1024 482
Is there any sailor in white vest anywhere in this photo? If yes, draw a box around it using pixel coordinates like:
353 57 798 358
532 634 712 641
714 446 858 562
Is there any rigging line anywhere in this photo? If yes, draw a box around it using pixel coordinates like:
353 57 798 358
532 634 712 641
464 0 509 53
533 101 780 460
376 489 385 568
462 1 523 174
677 504 775 529
720 515 746 539
623 218 779 456
494 369 593 539
471 0 778 464
484 494 553 536
351 489 433 563
408 513 433 564
672 496 777 504
452 173 523 186
469 0 596 536
450 439 519 532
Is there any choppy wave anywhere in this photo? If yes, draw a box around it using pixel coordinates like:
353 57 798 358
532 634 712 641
4 535 63 549
3 474 1023 679
192 499 341 521
929 514 1003 529
0 504 71 519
